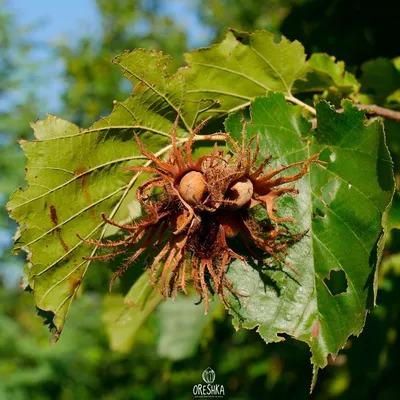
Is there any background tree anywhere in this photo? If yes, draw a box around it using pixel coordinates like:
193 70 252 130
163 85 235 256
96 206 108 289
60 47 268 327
0 5 41 282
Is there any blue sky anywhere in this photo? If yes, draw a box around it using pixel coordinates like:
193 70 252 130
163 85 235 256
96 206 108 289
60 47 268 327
9 0 209 45
6 0 101 112
10 0 101 42
5 0 211 112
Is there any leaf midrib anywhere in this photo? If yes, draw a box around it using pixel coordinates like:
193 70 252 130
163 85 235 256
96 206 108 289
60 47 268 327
35 143 175 317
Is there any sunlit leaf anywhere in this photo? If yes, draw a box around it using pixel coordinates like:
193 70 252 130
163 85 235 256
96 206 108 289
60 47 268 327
184 29 309 120
7 51 189 337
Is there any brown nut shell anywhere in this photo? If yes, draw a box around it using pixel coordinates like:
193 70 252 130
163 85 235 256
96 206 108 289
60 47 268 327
179 171 207 205
226 178 253 209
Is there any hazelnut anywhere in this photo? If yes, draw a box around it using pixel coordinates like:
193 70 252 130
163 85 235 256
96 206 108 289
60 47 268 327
226 178 253 209
179 171 207 205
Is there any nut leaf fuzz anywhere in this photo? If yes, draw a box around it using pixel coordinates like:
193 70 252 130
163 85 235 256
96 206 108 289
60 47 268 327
225 93 394 384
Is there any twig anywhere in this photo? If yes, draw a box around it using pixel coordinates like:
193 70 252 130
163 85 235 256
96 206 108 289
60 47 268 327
286 95 317 115
311 104 400 130
354 104 400 122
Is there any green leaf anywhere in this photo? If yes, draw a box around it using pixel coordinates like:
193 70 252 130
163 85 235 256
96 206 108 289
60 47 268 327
102 271 162 353
31 114 81 139
110 49 193 133
157 294 218 361
7 50 189 337
360 58 400 106
183 32 361 121
225 92 394 383
184 30 308 119
293 53 360 103
388 191 400 231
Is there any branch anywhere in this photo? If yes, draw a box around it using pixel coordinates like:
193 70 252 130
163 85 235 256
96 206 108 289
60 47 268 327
355 104 400 122
311 104 400 130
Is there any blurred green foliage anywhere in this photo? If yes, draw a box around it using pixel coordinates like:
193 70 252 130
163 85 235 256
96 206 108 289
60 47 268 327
2 254 400 399
2 0 400 398
0 4 40 282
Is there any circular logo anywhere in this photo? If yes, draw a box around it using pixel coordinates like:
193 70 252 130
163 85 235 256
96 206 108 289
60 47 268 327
202 367 216 384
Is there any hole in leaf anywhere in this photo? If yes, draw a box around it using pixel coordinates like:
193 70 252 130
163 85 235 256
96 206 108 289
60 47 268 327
319 148 335 163
36 307 61 342
324 269 348 296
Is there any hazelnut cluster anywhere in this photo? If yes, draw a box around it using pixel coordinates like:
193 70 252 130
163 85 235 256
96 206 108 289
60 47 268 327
82 121 319 312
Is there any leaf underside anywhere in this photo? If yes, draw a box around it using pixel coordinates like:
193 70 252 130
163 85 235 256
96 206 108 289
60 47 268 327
7 50 189 337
